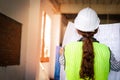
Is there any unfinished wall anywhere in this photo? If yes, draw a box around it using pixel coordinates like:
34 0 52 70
0 0 62 80
40 0 62 79
0 0 41 80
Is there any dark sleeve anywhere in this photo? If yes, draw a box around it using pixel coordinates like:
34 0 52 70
59 47 65 66
59 47 66 70
110 52 120 72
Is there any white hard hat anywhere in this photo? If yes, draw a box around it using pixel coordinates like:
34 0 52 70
74 7 100 32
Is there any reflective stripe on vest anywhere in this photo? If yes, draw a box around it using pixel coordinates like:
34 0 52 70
65 42 110 80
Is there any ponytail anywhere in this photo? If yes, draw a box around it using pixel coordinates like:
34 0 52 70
77 29 98 80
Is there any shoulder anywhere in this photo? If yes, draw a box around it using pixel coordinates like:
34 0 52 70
93 42 109 48
65 41 82 47
64 42 83 51
93 42 110 53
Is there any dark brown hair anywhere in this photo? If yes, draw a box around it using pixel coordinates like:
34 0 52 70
77 29 98 80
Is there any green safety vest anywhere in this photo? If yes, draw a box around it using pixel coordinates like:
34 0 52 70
65 42 110 80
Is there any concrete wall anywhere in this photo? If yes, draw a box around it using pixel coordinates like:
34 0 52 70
40 0 62 79
25 0 41 80
0 0 62 79
0 0 41 80
50 14 61 78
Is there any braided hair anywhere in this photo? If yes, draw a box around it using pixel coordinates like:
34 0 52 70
77 29 98 80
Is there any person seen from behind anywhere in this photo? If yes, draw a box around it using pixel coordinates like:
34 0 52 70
59 7 120 80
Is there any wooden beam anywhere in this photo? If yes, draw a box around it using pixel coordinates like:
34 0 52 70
49 0 60 13
60 3 120 14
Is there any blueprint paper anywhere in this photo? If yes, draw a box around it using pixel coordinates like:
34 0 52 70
62 21 82 47
94 23 120 80
54 46 60 80
95 23 120 61
60 65 66 80
61 22 120 80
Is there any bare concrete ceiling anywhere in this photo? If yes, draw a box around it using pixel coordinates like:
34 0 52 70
50 0 120 23
50 0 120 14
